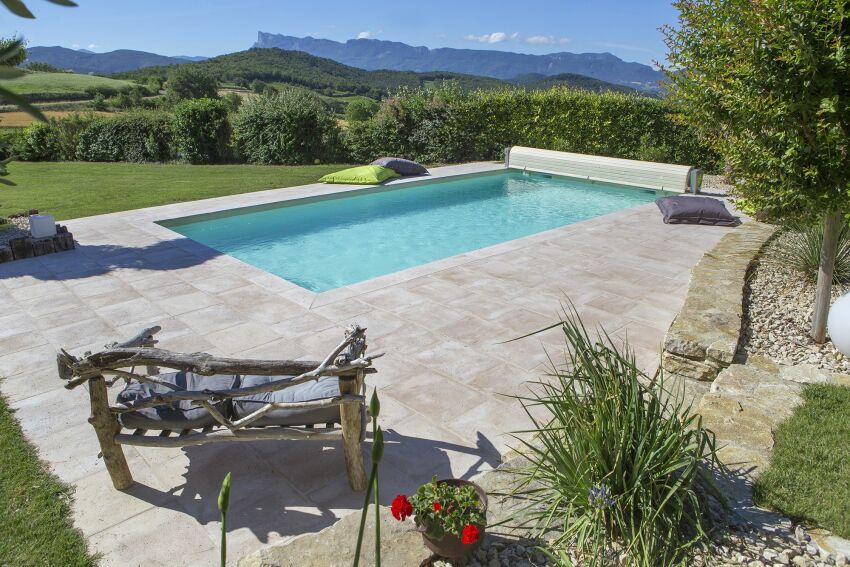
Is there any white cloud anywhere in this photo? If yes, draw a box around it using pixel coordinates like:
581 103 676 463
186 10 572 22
463 32 510 44
87 43 100 50
464 32 571 46
71 43 79 49
357 31 371 39
525 35 571 45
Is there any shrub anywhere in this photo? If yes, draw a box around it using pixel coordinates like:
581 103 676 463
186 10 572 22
76 111 172 162
166 65 218 101
232 90 341 165
343 85 720 170
56 113 100 160
0 128 24 160
16 121 60 161
172 97 231 164
770 222 850 284
221 92 242 113
91 92 107 111
510 308 725 566
345 98 380 123
24 61 62 73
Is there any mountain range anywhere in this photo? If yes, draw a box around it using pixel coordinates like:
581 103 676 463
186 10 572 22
26 46 207 74
255 33 663 91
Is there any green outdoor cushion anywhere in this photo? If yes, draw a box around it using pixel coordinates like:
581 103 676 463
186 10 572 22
319 165 400 185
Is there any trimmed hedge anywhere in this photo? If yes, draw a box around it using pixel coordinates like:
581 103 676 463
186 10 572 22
76 111 172 162
8 85 718 170
172 98 231 164
232 90 341 165
343 85 720 171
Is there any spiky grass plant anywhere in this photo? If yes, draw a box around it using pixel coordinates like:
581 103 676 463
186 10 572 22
509 308 726 567
771 222 850 284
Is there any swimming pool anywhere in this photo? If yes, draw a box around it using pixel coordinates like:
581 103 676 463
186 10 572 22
160 171 663 293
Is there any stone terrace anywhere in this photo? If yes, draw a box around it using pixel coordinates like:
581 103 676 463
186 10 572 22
0 163 735 565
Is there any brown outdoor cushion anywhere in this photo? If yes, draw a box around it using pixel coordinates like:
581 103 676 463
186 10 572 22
117 372 240 430
655 195 739 226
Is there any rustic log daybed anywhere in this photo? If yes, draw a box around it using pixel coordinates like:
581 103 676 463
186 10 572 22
56 324 379 491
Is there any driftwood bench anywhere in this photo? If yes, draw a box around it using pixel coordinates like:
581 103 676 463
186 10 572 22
57 324 380 491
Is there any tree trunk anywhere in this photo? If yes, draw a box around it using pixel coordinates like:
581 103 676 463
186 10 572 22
811 211 843 343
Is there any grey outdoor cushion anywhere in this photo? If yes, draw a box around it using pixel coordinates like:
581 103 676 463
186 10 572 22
232 375 344 426
656 195 739 226
117 372 240 430
370 156 428 176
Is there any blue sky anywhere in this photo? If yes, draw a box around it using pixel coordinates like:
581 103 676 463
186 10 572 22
2 0 678 66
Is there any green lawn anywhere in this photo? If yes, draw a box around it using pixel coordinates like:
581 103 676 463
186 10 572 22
4 71 135 97
753 384 850 538
0 394 97 566
0 161 351 220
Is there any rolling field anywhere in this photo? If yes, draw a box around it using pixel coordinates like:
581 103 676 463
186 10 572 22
0 110 111 128
4 71 135 97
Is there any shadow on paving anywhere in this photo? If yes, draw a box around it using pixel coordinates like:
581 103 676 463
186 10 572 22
0 238 223 282
119 429 502 545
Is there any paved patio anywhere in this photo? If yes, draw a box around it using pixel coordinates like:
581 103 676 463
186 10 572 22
0 163 734 565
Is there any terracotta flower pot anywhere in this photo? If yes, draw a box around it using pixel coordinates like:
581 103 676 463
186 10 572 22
419 479 488 561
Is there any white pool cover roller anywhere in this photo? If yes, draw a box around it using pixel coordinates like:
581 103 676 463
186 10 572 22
505 146 699 193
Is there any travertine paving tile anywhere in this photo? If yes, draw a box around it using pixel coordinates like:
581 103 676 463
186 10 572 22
0 162 734 564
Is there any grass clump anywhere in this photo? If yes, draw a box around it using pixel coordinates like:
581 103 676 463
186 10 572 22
753 384 850 538
0 394 96 566
510 309 725 566
771 222 850 284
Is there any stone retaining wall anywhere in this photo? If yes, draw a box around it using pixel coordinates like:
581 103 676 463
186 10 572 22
662 222 776 386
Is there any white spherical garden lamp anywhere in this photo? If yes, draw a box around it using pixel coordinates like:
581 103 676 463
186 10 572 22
828 291 850 356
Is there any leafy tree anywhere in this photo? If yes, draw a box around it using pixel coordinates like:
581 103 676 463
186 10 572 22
0 37 27 67
345 98 379 123
663 0 850 342
250 79 266 94
25 61 62 72
165 65 218 102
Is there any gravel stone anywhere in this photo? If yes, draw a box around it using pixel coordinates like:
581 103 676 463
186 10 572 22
739 232 850 374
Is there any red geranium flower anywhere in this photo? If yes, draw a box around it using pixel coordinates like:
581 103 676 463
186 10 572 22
391 494 413 521
461 524 480 544
432 501 442 513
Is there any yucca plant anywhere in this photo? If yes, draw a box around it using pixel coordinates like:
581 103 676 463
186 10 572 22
770 222 850 284
508 307 726 567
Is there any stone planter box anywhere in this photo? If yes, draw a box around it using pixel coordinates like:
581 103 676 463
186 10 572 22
0 225 75 263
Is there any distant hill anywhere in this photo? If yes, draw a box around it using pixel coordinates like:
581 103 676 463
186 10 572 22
512 73 642 95
255 33 664 92
118 48 507 99
26 46 207 74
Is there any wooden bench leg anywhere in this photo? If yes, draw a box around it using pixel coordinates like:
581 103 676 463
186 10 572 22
339 373 368 491
88 375 134 490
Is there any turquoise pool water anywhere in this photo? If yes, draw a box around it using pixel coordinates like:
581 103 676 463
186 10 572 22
160 171 662 292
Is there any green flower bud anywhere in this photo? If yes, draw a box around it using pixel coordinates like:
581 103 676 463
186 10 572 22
218 472 232 513
372 425 384 463
369 389 380 419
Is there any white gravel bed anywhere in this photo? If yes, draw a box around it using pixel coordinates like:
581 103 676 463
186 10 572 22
431 523 844 566
739 233 850 374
